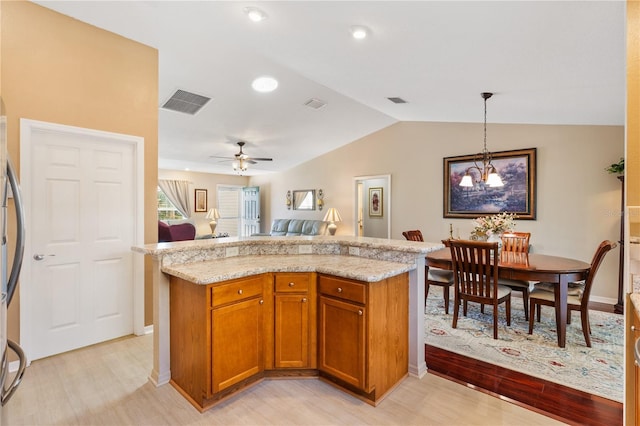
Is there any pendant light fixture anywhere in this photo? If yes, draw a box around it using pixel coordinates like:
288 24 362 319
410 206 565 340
459 92 504 188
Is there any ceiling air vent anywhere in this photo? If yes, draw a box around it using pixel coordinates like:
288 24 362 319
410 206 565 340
161 89 211 115
304 98 327 110
387 97 407 104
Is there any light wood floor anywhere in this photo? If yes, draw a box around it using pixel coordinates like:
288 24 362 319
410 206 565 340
6 334 565 425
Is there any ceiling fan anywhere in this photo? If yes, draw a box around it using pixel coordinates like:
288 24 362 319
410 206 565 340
210 141 273 172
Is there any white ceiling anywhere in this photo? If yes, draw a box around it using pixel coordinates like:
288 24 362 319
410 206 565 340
35 1 626 176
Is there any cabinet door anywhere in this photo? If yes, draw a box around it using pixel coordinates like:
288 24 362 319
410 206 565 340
634 310 640 423
211 297 264 393
318 295 367 390
274 294 309 368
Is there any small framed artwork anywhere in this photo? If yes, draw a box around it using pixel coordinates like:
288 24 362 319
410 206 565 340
443 147 537 219
194 189 207 212
369 187 383 217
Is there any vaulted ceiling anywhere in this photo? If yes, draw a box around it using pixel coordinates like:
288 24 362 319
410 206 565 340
35 1 625 175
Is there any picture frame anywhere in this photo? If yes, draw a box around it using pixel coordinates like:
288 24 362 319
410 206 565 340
443 148 536 219
194 189 207 212
369 187 383 217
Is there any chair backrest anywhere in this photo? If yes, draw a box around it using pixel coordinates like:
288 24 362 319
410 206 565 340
501 232 531 253
402 230 424 242
580 240 617 307
448 239 500 302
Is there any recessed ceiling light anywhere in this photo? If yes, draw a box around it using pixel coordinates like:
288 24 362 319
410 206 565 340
252 76 278 93
350 25 369 40
244 7 268 22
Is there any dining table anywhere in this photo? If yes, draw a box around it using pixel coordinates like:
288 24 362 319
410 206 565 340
425 249 591 348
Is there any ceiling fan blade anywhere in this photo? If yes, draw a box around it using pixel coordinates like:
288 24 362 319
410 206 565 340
209 155 235 160
246 159 258 165
248 157 273 161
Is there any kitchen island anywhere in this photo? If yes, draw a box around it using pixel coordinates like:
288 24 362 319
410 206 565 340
133 236 442 409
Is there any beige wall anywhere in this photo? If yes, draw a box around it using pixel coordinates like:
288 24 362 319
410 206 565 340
251 121 624 302
0 1 158 336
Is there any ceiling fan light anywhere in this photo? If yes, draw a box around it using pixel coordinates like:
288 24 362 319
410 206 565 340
252 76 278 93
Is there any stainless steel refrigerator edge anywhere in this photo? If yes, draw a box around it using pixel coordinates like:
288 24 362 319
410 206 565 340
0 97 26 424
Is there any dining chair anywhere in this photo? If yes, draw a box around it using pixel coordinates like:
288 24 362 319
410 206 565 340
448 239 511 339
499 232 532 319
527 240 616 347
403 230 455 313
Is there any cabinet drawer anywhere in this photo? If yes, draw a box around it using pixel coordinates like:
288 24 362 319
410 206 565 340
318 275 366 304
275 273 310 293
211 276 264 308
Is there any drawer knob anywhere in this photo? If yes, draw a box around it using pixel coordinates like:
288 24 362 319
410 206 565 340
259 299 264 305
358 309 363 316
337 287 343 293
302 298 307 303
238 289 243 295
289 282 295 287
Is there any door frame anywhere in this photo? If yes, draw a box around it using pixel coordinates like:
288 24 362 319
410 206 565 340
19 119 145 363
353 174 391 239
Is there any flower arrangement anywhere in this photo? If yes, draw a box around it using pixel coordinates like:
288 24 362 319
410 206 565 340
472 212 517 237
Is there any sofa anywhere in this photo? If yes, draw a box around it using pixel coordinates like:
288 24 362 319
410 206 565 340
158 220 196 242
158 218 213 242
255 219 328 236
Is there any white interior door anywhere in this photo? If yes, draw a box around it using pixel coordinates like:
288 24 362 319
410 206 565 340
241 186 260 236
20 120 141 361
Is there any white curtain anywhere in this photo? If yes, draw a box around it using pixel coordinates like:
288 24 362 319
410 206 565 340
158 179 191 218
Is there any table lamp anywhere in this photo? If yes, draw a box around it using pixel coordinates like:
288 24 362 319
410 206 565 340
323 207 342 236
206 208 220 235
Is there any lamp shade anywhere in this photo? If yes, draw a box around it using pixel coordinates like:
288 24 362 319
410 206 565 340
323 208 342 223
206 208 220 220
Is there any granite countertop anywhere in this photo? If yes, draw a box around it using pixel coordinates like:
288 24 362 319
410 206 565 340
132 235 442 257
162 254 415 284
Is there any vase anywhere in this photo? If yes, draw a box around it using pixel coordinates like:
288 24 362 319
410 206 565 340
487 233 502 252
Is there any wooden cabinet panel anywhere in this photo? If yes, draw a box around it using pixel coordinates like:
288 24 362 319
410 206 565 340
318 275 366 304
318 295 367 390
275 273 310 292
273 272 316 369
274 294 310 368
318 272 408 404
210 275 264 307
169 274 268 410
212 296 264 392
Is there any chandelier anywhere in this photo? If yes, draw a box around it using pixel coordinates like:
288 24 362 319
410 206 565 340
459 92 504 188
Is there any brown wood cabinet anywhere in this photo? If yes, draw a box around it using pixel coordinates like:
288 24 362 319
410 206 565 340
169 270 408 411
169 274 270 411
273 272 317 369
317 273 409 405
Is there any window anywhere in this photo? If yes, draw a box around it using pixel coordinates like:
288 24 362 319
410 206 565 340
157 187 185 220
217 186 241 237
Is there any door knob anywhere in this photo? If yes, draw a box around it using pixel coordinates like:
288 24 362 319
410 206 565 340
33 254 55 261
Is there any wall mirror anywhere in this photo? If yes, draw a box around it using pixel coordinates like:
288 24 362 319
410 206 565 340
292 189 316 210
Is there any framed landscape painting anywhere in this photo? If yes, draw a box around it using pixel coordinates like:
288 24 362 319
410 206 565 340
443 148 536 220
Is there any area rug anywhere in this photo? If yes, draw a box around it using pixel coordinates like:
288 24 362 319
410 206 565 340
424 287 624 402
